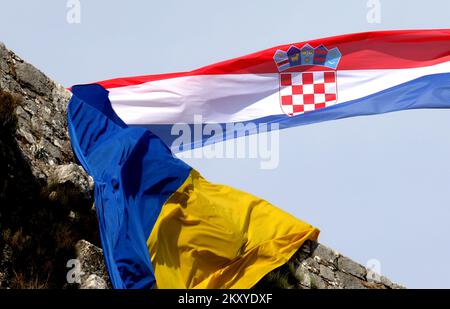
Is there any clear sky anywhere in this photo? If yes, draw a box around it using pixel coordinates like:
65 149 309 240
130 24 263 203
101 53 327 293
1 0 450 288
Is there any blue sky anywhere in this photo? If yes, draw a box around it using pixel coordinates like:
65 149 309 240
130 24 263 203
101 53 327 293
1 0 450 288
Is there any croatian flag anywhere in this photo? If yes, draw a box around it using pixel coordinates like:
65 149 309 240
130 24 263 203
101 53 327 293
93 29 450 150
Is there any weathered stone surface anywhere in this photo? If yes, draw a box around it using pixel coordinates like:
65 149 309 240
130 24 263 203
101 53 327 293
295 265 311 287
15 61 52 96
0 42 100 289
49 163 94 199
260 240 404 289
338 255 367 279
336 271 367 289
300 256 320 272
0 42 9 75
368 272 406 289
81 274 108 289
309 272 327 289
312 243 339 267
319 264 336 282
296 269 328 289
75 240 111 289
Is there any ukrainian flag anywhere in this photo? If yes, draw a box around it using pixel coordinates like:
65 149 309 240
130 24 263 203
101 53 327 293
68 84 319 289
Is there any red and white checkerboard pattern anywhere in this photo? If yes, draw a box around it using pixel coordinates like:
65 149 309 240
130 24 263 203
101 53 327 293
279 71 338 116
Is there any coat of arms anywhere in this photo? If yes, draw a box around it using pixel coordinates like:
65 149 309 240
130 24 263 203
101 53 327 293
274 44 342 116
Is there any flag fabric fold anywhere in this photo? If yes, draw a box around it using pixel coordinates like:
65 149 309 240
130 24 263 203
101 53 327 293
67 84 319 289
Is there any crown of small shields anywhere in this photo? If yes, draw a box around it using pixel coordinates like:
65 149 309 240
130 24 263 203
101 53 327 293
273 44 342 72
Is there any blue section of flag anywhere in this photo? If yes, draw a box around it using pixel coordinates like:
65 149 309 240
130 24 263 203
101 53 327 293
68 84 191 289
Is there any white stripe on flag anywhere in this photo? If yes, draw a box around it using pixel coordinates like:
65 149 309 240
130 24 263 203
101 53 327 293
109 61 450 124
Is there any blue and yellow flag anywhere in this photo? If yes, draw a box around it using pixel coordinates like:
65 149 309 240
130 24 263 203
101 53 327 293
67 84 319 289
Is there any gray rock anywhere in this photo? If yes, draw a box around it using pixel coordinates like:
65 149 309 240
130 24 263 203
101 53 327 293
49 163 92 198
17 127 36 144
0 42 9 74
337 255 367 279
312 243 339 266
319 264 335 282
52 83 71 113
295 267 327 289
15 105 31 122
335 271 367 289
300 256 320 273
75 240 111 289
295 265 311 288
15 61 53 96
368 272 405 289
309 273 327 289
81 274 108 289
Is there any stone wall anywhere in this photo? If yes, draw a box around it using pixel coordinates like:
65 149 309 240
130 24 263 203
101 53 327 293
0 41 102 288
0 42 403 289
256 240 403 289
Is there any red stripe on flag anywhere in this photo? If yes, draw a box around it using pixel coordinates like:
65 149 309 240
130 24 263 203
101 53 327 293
94 29 450 89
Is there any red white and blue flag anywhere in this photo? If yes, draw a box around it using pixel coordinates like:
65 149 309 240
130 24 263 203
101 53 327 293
91 29 450 150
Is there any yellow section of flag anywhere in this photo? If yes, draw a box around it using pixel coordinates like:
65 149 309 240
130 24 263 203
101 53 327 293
147 169 319 288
